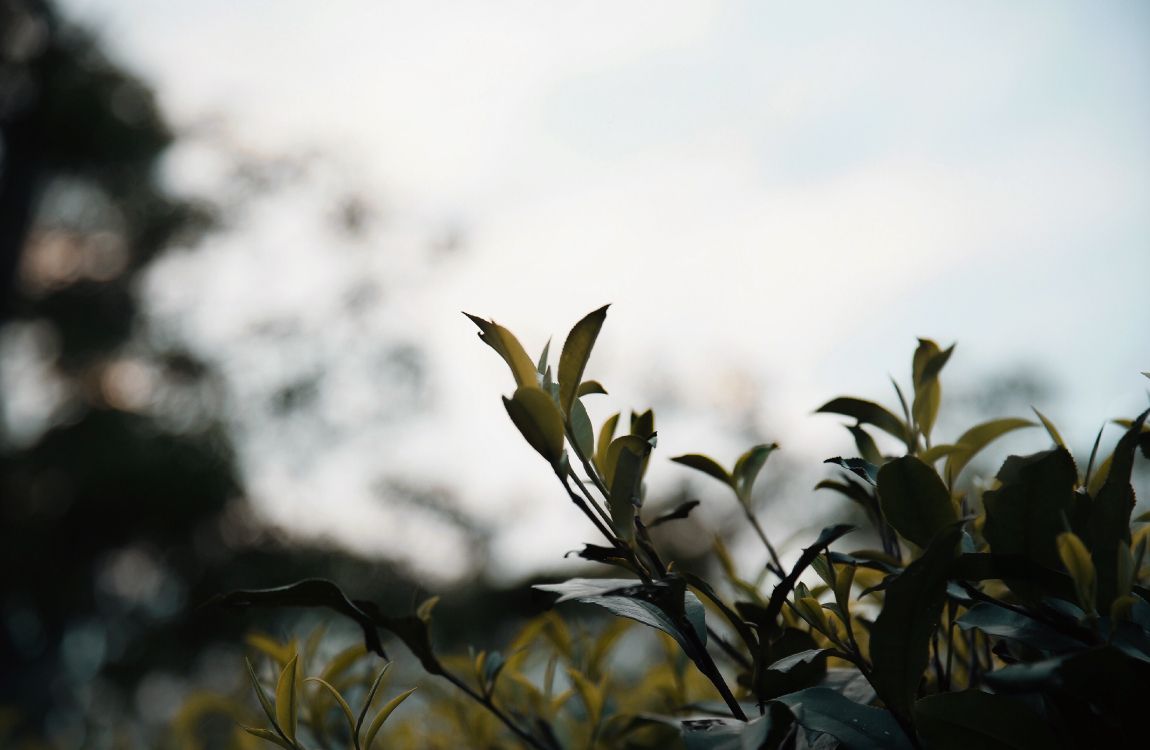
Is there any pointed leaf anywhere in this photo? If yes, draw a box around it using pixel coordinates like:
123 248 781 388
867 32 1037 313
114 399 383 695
536 338 551 376
1057 532 1097 614
671 454 733 488
733 443 778 501
773 687 913 750
464 313 537 388
357 664 392 737
569 397 595 459
824 457 878 486
275 654 298 743
1032 407 1065 449
911 340 953 444
363 687 417 750
503 385 566 465
595 413 620 474
943 417 1036 484
245 658 280 730
647 499 701 528
240 726 296 749
877 455 958 549
305 677 357 737
847 425 883 466
1089 408 1149 609
817 397 910 446
576 380 608 398
558 305 609 417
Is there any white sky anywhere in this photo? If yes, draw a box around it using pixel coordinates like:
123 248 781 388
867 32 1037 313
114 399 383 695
60 0 1150 580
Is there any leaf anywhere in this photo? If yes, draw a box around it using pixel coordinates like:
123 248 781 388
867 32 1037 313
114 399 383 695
577 379 608 398
876 455 957 549
681 572 758 652
569 397 595 459
218 579 386 658
464 313 538 389
773 687 913 750
595 413 620 473
245 657 280 730
943 417 1036 485
240 726 296 749
824 457 878 486
305 677 357 738
503 385 566 465
606 435 652 540
847 425 883 466
356 664 391 737
1089 408 1149 609
767 648 834 673
363 687 417 750
558 305 609 418
982 448 1077 574
534 577 707 653
955 602 1083 654
670 453 733 488
911 340 953 444
1032 407 1065 448
816 397 910 446
733 443 778 502
535 338 551 376
647 500 701 529
275 654 298 743
914 690 1062 750
869 525 962 723
1057 532 1097 614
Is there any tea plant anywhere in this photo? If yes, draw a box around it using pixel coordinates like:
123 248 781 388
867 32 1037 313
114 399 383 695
206 306 1150 749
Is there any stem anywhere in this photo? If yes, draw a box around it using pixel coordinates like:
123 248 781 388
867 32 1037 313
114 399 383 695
568 471 614 531
745 512 785 579
440 671 550 750
706 625 751 669
686 627 748 721
558 471 652 583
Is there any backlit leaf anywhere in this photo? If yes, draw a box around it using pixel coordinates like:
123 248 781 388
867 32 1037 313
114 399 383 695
943 417 1036 485
671 454 733 488
816 397 910 446
363 687 417 750
558 305 609 417
503 385 566 465
1057 532 1097 614
274 654 298 743
733 443 778 502
464 313 538 389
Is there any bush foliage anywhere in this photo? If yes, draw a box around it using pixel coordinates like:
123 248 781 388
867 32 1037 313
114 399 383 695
191 306 1149 749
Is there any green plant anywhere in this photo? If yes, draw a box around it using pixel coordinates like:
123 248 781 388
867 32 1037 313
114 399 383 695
210 306 1150 749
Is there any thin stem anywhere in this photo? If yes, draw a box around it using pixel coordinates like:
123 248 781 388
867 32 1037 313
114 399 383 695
558 471 651 583
706 625 751 670
745 512 785 579
569 471 614 531
440 671 550 750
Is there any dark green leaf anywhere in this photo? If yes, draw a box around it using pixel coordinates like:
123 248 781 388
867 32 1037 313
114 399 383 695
558 305 609 417
816 397 910 446
773 687 913 750
914 690 1062 750
869 525 962 723
956 603 1083 653
1089 408 1149 609
647 500 702 529
607 435 652 540
761 525 855 634
218 579 386 658
983 448 1077 580
824 457 879 486
569 397 595 459
767 648 833 673
876 456 958 549
671 454 733 488
847 425 883 466
681 572 758 653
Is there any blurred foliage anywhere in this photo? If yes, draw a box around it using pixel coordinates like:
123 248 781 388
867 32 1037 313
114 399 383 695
212 308 1149 749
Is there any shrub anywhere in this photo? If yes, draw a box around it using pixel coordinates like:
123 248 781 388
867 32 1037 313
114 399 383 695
198 306 1150 749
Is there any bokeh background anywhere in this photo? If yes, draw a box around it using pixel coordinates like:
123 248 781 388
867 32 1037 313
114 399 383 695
2 0 1147 746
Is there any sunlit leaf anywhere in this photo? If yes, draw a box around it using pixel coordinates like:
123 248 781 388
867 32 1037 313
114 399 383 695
558 305 609 417
503 385 566 465
464 313 538 389
943 417 1036 485
274 654 298 743
363 687 417 750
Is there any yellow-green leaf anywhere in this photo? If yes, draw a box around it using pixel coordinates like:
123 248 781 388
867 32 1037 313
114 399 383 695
364 687 417 750
594 413 619 475
558 305 609 417
275 654 299 743
567 669 604 729
943 417 1036 485
503 386 566 465
577 380 608 398
1032 407 1065 449
911 340 954 444
1056 532 1096 614
241 725 295 749
356 664 392 737
305 677 356 737
464 313 538 388
244 658 278 729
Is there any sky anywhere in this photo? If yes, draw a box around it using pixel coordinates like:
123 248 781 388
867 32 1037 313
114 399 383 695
58 0 1150 579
